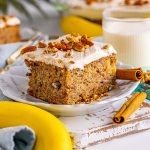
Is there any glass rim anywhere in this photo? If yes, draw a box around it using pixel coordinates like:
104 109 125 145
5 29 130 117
103 7 150 22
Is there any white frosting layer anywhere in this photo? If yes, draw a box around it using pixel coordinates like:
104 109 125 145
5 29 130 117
23 35 116 70
0 19 5 28
0 16 20 28
6 16 20 26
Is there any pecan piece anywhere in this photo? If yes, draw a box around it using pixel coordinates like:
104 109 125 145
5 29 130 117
86 40 94 47
60 40 72 51
81 35 94 47
43 47 58 54
21 46 37 54
71 33 80 37
73 42 85 52
124 0 149 5
86 0 98 5
48 42 58 48
64 51 72 58
69 60 75 64
38 41 47 48
102 44 110 50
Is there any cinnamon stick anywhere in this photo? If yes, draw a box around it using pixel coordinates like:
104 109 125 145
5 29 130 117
116 68 143 81
113 92 147 124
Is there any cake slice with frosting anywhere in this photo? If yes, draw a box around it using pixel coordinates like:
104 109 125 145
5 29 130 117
22 34 117 104
0 16 21 44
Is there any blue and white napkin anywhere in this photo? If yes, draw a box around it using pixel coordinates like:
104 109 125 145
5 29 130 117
0 126 35 150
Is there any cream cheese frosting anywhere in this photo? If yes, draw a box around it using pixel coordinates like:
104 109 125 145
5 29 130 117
0 16 20 28
5 16 20 26
0 19 5 28
23 35 117 70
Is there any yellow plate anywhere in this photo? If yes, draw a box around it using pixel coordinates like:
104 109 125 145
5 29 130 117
0 102 72 150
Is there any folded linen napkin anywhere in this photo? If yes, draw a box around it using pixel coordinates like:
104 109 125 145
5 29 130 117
0 126 35 150
0 42 24 101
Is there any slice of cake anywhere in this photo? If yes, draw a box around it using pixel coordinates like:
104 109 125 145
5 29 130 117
22 34 117 104
0 16 21 44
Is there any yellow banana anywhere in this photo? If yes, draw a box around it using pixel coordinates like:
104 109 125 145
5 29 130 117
61 15 103 37
0 102 72 150
145 13 150 18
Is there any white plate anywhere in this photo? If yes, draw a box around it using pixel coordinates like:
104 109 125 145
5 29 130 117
0 64 139 116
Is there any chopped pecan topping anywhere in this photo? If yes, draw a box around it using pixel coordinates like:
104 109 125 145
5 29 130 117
51 47 58 53
85 0 112 5
66 36 79 43
43 47 58 54
38 41 47 48
60 40 72 51
48 42 60 49
124 0 149 5
69 60 75 64
21 46 37 54
64 51 73 58
45 34 94 53
81 35 94 47
71 33 80 37
86 0 98 4
48 42 55 48
58 59 63 64
48 41 71 51
54 43 62 49
72 42 85 52
102 44 110 50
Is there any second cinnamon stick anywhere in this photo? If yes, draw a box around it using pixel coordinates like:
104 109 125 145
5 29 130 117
113 92 147 124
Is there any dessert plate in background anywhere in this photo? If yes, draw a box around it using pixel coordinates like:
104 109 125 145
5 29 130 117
0 63 139 116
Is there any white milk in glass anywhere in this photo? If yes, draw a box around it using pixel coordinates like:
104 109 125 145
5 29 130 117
103 19 150 67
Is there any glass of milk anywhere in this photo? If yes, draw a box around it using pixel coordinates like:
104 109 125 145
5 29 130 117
103 7 150 67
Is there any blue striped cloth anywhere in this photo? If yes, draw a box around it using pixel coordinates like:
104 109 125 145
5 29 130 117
0 42 23 101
